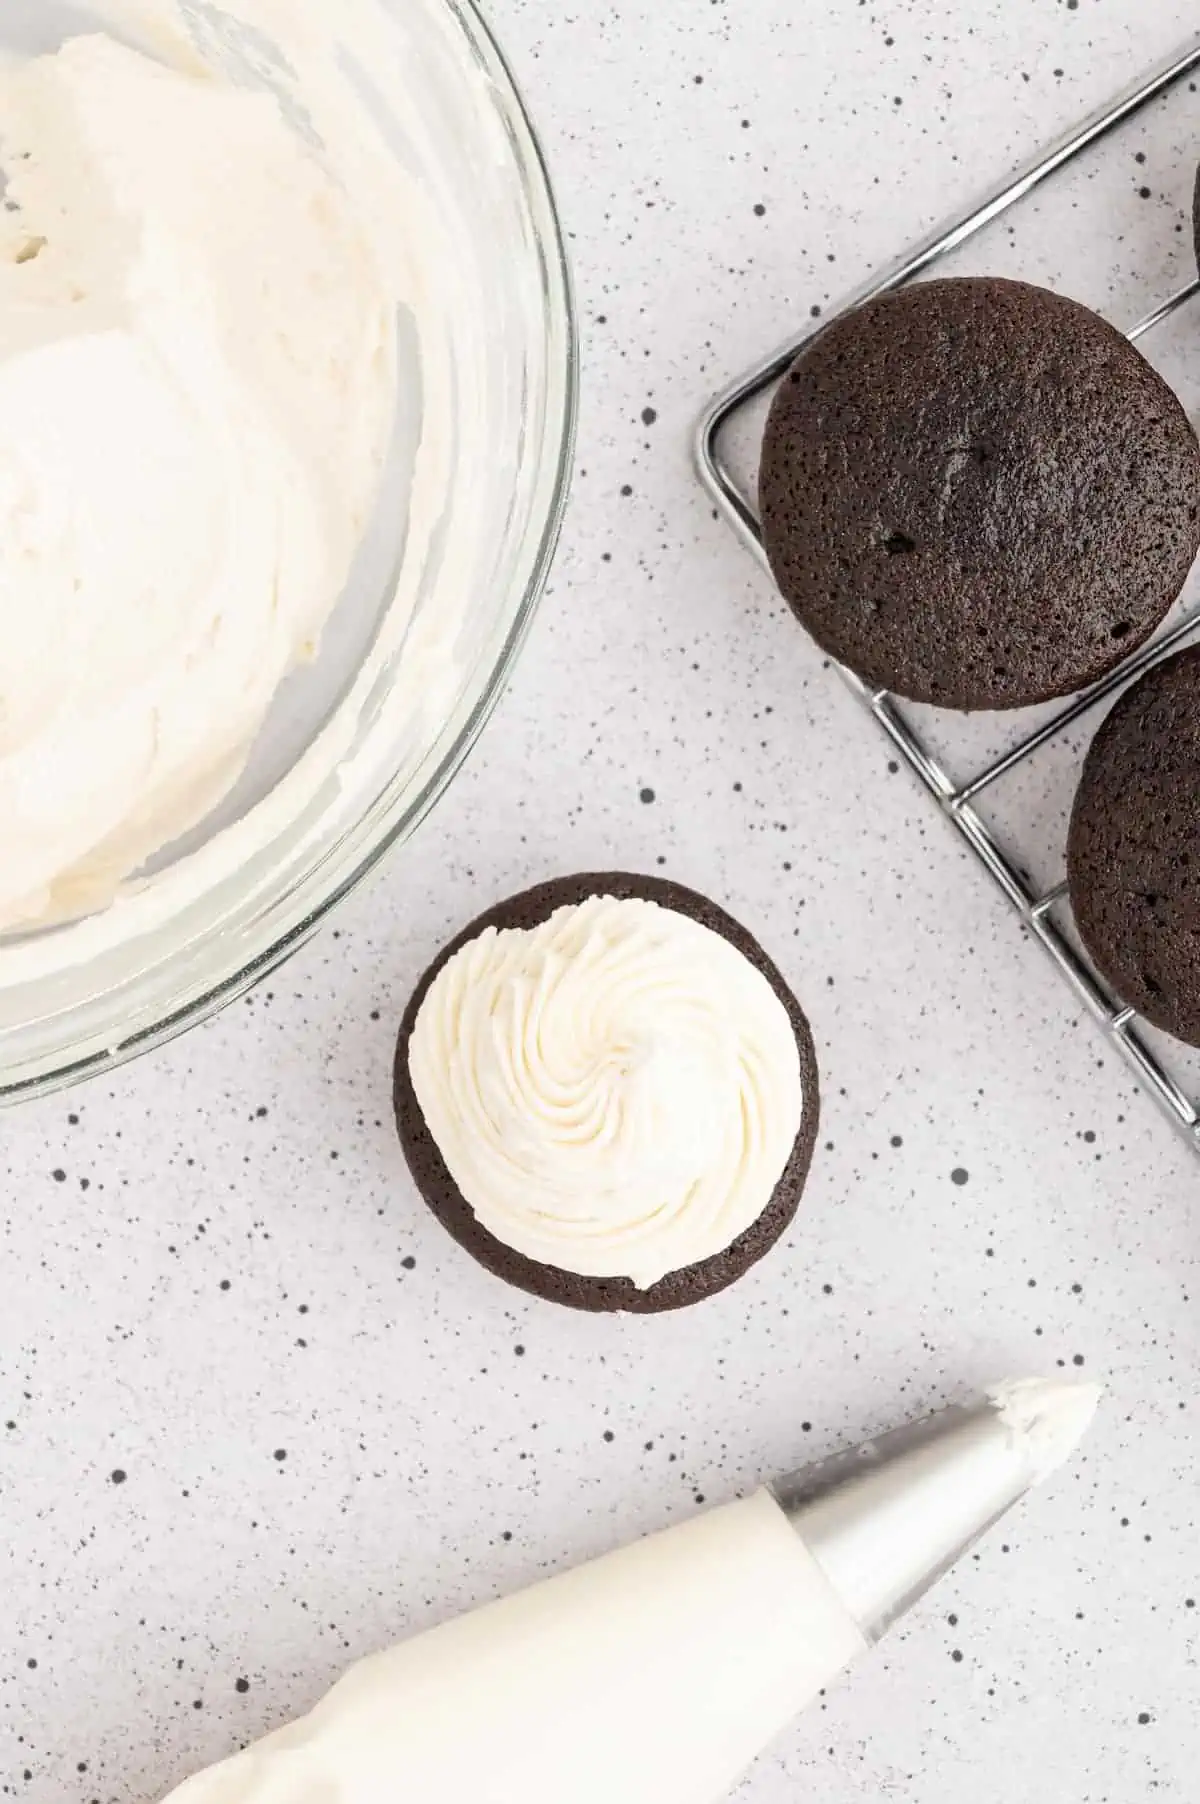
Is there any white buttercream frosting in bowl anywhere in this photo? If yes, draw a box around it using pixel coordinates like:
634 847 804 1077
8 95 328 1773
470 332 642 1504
408 895 806 1288
0 32 394 928
0 0 575 1097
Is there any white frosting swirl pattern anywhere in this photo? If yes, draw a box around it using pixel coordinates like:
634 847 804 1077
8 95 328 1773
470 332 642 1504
408 895 805 1289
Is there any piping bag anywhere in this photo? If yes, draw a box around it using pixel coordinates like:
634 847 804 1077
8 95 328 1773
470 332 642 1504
163 1375 1099 1803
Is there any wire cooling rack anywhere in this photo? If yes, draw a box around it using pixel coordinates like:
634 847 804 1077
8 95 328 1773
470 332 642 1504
696 36 1200 1154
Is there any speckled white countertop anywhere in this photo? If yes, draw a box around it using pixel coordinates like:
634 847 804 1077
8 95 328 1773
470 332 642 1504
4 3 1200 1800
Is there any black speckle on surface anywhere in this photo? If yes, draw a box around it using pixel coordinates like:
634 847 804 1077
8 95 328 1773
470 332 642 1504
1138 1712 1152 1726
640 787 656 805
402 1256 417 1271
273 1448 288 1463
951 1167 969 1186
51 1169 66 1184
235 1679 250 1695
641 406 658 425
753 202 766 216
110 1469 127 1486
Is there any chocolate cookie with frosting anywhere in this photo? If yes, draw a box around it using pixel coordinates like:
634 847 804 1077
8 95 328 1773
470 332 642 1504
394 873 821 1313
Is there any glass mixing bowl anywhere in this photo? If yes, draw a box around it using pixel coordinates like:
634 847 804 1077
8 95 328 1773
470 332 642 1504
0 0 576 1102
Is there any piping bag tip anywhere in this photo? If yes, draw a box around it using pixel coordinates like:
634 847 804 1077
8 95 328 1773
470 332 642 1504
985 1374 1102 1482
773 1374 1102 1644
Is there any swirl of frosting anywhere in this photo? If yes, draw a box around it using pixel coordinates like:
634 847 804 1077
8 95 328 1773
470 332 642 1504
408 895 804 1288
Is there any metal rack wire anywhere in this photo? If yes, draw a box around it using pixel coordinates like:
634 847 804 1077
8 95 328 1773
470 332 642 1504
696 36 1200 1153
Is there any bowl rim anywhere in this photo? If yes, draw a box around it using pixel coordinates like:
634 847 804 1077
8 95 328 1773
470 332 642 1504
1 0 578 1106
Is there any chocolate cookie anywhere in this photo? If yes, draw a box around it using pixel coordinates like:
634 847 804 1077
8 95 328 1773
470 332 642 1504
760 276 1200 710
1069 645 1200 1046
394 873 821 1314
